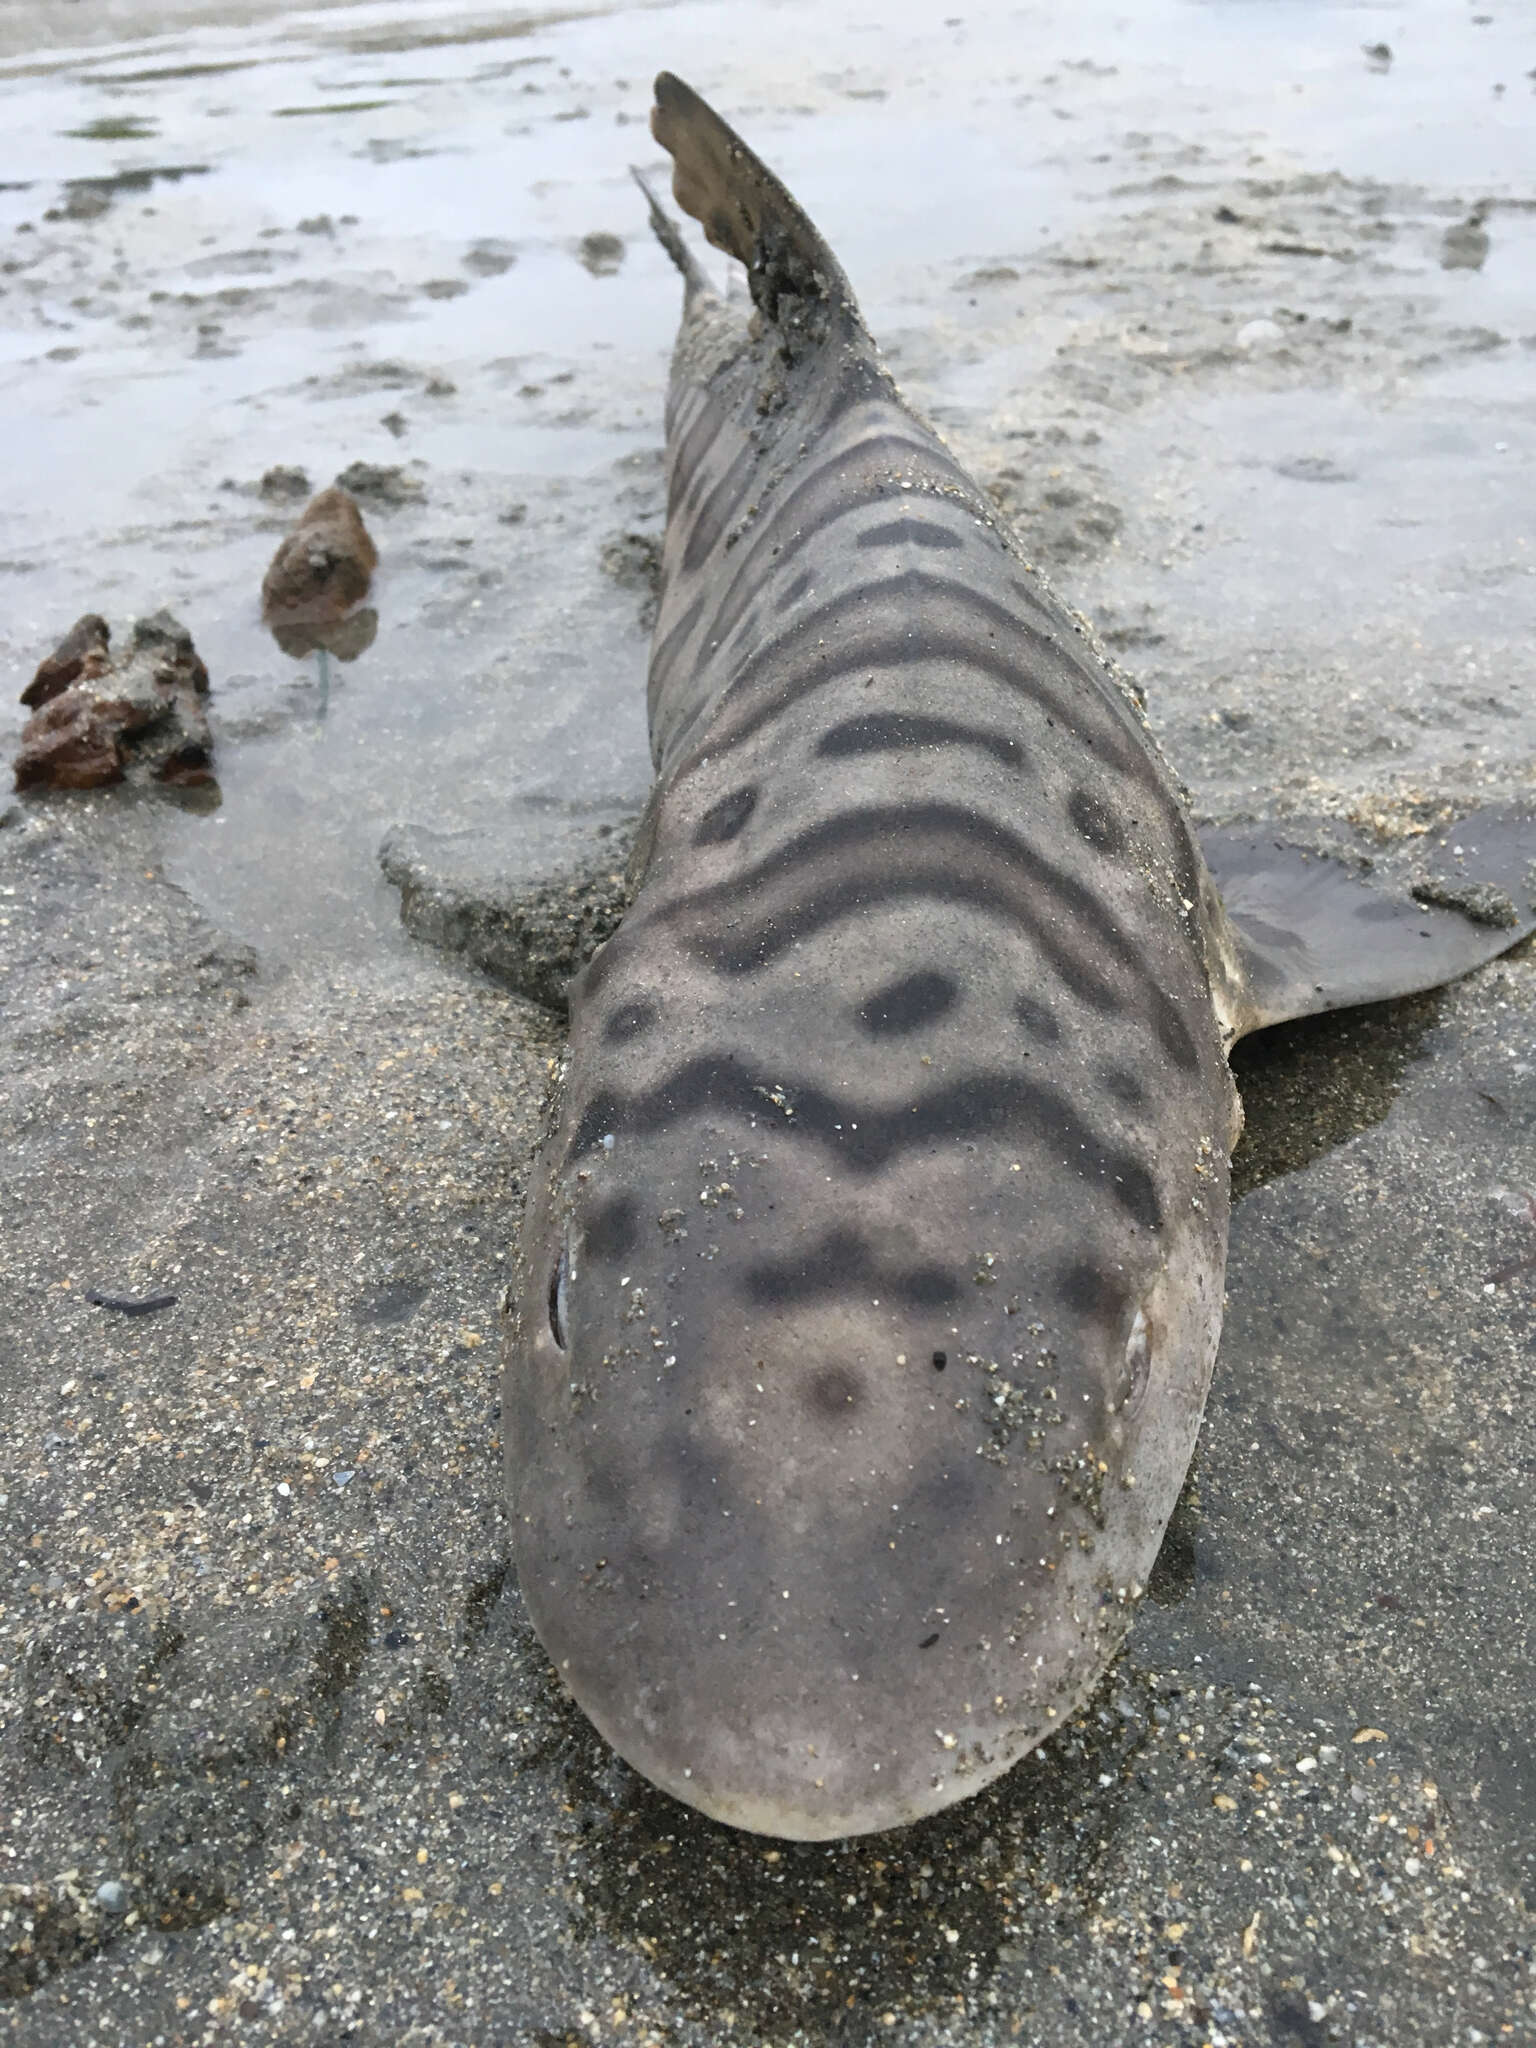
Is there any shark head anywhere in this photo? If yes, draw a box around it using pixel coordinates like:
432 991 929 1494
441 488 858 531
505 964 1229 1839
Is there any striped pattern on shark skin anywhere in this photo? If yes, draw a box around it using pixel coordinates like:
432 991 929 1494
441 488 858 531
507 75 1238 1841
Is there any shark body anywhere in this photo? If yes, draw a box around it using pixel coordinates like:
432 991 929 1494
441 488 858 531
505 75 1536 1839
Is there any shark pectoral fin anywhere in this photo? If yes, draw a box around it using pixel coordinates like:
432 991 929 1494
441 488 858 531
378 809 641 1012
1200 803 1536 1044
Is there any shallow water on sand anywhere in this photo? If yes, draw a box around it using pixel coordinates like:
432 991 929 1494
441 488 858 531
1 0 1532 957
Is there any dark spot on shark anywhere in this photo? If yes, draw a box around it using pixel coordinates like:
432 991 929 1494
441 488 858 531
1053 953 1125 1017
604 999 657 1043
907 1266 962 1307
694 784 758 846
1014 992 1061 1042
1005 574 1061 626
857 968 958 1037
1113 1160 1161 1231
809 1364 863 1415
1102 1065 1146 1108
1058 1261 1128 1322
746 1227 863 1304
584 1193 640 1262
1069 787 1124 853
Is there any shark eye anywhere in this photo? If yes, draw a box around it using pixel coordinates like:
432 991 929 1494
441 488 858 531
548 1240 572 1350
1116 1306 1152 1415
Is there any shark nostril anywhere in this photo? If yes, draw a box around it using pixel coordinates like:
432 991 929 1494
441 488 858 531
548 1242 571 1350
932 1350 947 1372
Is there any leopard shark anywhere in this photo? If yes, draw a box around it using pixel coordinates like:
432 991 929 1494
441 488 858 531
503 73 1536 1839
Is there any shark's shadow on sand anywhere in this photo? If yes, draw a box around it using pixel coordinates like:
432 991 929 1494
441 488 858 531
1227 986 1445 1201
554 1676 1152 2040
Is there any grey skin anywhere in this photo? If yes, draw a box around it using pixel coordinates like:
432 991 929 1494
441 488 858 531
504 74 1536 1841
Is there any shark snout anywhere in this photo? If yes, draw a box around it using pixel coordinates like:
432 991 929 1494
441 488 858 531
513 1324 1126 1837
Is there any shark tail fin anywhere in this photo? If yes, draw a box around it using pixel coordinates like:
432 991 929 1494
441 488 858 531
649 71 863 338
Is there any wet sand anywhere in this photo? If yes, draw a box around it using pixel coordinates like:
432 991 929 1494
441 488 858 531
1 3 1533 2042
